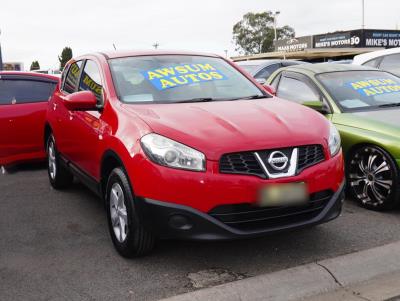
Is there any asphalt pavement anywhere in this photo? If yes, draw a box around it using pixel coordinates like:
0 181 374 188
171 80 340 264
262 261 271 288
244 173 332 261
1 164 400 301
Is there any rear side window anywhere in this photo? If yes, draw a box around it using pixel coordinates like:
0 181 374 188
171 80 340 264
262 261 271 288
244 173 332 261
0 79 56 105
363 58 381 68
255 64 281 80
379 54 400 75
276 76 320 103
79 60 103 104
63 61 83 94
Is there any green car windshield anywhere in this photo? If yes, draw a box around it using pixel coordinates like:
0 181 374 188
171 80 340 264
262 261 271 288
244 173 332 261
317 71 400 112
108 55 265 103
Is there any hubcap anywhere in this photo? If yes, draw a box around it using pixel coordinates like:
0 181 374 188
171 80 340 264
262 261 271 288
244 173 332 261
48 141 57 180
349 147 393 206
110 183 128 243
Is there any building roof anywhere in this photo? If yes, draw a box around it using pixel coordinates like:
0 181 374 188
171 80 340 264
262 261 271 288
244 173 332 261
231 48 384 62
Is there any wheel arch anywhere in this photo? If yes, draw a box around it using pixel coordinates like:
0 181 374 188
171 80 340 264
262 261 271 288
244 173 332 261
44 123 53 150
100 150 127 198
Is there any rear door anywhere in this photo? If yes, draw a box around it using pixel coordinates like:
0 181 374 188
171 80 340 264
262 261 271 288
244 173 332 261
0 75 57 164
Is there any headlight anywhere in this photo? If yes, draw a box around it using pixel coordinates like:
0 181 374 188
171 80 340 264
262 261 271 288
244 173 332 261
328 123 341 157
140 133 206 171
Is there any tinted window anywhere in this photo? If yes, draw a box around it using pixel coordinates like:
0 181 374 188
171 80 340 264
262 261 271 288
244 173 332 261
317 71 400 111
0 79 56 105
255 64 281 79
363 58 381 68
63 61 83 94
277 76 320 103
109 55 264 103
380 54 400 75
79 60 103 104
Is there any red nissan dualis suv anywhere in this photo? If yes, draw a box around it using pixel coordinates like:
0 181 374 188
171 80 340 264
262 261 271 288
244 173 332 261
45 51 345 257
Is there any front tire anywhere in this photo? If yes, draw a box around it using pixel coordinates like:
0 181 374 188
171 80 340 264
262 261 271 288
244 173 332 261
105 167 155 257
347 145 399 210
47 135 73 189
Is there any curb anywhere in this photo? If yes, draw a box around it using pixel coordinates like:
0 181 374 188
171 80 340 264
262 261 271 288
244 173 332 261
161 241 400 301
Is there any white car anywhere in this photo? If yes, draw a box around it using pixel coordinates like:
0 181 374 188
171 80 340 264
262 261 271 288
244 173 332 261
353 47 400 76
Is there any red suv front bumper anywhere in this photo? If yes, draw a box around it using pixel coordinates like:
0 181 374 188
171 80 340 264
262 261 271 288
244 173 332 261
126 148 345 240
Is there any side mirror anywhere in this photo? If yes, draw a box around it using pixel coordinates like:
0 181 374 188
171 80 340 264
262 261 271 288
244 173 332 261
64 91 98 111
302 101 330 114
262 84 276 96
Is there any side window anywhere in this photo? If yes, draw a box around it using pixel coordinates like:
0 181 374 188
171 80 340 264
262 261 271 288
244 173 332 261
255 64 281 80
276 76 320 104
363 58 381 68
379 54 400 74
0 79 56 105
63 61 83 94
79 60 103 104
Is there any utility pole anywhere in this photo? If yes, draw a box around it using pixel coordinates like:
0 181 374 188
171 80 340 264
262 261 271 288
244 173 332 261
152 42 160 50
273 11 281 42
362 0 365 29
224 50 228 58
0 29 3 71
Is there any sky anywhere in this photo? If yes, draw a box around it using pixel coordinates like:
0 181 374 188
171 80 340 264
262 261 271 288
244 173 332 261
1 0 399 70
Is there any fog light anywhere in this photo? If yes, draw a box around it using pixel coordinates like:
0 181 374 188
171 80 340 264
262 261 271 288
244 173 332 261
169 215 193 230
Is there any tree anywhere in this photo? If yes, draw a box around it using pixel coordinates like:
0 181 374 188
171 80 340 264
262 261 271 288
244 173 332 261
58 47 73 70
233 11 295 55
30 60 40 71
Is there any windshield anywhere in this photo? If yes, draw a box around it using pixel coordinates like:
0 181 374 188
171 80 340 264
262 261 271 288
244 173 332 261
317 71 400 111
108 55 265 103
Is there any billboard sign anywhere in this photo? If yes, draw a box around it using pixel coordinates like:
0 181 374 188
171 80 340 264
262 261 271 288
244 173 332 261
275 36 313 52
314 30 362 48
364 30 400 48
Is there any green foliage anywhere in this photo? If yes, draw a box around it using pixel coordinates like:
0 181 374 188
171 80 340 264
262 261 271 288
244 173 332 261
233 11 295 55
30 60 40 71
58 47 73 70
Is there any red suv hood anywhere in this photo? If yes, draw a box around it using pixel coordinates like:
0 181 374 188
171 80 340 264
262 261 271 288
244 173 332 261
121 98 329 160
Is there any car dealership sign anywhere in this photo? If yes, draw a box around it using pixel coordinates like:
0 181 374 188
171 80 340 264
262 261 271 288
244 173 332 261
364 30 400 47
275 36 313 52
275 29 400 52
314 30 362 48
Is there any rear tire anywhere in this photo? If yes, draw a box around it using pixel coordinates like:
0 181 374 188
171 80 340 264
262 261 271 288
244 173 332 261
347 145 399 210
47 135 73 189
105 167 155 258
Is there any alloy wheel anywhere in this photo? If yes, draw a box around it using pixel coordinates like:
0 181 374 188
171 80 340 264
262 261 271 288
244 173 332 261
109 183 129 243
48 140 57 180
348 146 394 207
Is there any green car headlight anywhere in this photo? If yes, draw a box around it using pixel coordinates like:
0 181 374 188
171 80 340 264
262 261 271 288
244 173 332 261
141 133 206 171
328 123 341 157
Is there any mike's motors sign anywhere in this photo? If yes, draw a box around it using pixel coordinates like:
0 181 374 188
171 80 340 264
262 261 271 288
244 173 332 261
314 30 363 48
313 29 400 49
364 30 400 47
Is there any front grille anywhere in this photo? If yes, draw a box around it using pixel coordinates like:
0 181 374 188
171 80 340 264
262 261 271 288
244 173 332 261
209 190 333 231
219 152 265 178
219 145 325 178
297 145 325 172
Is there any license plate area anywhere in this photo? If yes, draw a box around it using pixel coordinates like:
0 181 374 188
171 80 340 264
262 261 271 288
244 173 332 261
258 182 308 207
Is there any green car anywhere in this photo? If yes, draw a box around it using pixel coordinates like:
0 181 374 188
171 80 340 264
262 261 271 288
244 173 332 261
267 63 400 210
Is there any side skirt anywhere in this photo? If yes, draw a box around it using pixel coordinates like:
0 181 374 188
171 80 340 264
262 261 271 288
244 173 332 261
59 155 102 197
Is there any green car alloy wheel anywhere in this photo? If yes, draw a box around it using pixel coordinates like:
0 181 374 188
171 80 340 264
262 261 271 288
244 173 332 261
267 63 400 210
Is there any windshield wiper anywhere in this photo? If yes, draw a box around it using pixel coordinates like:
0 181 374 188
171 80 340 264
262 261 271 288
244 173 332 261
378 102 400 108
228 95 268 101
175 97 215 103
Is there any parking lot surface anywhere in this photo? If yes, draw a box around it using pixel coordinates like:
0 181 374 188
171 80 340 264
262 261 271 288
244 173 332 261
1 164 400 301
